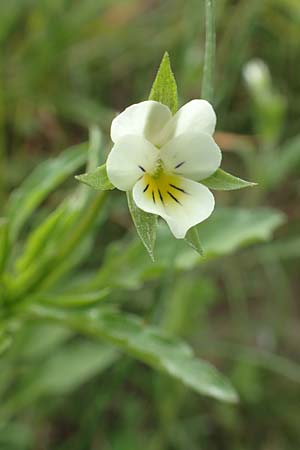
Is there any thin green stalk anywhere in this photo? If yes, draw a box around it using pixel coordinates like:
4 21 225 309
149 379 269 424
201 0 216 103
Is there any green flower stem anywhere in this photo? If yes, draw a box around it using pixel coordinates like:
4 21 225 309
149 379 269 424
201 0 216 103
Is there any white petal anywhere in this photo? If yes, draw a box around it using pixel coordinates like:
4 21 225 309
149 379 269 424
132 174 215 239
160 132 222 181
111 100 172 145
106 135 159 191
157 99 216 146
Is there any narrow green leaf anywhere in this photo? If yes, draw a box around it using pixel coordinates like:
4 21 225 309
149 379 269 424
149 52 178 114
201 168 257 190
185 226 204 256
0 218 9 274
0 333 12 356
1 341 119 416
127 191 157 261
15 206 67 273
29 341 118 395
39 289 110 308
16 323 72 359
75 164 115 191
7 143 88 240
29 305 238 403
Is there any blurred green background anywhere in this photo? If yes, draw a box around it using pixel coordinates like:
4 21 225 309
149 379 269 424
1 0 300 449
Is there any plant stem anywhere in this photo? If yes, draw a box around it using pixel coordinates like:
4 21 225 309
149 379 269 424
201 0 216 103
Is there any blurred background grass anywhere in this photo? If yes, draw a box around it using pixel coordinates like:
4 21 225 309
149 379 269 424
1 0 300 449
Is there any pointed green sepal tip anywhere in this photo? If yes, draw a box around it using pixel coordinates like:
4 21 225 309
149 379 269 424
127 191 157 261
75 164 115 191
201 169 257 191
149 52 178 114
185 226 204 256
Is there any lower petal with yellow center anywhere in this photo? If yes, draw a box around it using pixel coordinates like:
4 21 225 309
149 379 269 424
132 172 215 239
142 172 188 207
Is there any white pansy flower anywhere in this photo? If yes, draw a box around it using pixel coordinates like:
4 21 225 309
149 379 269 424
107 100 222 239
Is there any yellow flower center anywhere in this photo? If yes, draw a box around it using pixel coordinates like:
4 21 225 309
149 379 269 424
142 171 187 206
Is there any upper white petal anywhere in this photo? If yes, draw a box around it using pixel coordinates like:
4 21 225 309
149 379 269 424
160 131 222 181
132 175 215 239
157 99 216 146
110 100 172 145
106 135 159 191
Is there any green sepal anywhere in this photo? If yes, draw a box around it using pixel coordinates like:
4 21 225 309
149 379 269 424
75 164 115 191
127 191 157 261
148 52 178 114
201 168 257 191
185 226 204 256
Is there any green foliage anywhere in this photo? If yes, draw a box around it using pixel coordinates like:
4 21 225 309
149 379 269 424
175 207 286 268
185 226 204 256
0 333 12 356
148 52 178 114
1 133 265 408
0 218 8 274
7 143 88 240
28 305 237 403
75 164 115 191
199 207 285 255
0 137 285 420
126 191 157 261
202 168 257 190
